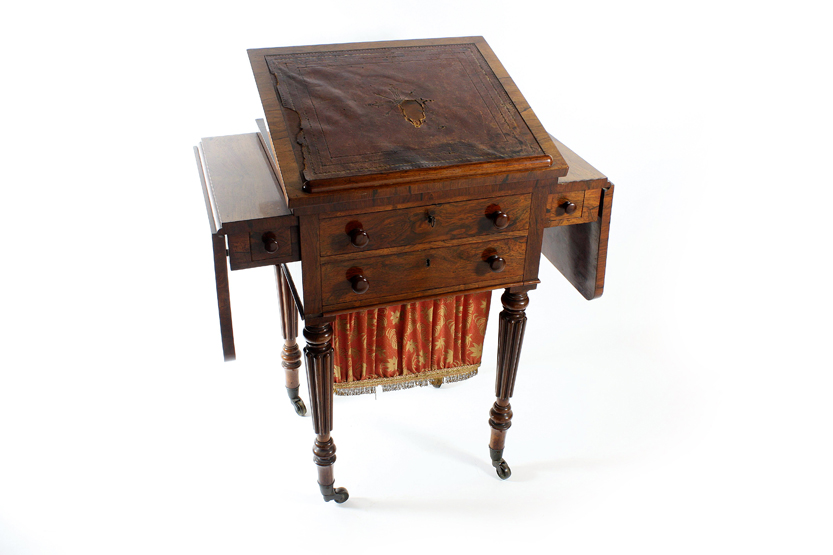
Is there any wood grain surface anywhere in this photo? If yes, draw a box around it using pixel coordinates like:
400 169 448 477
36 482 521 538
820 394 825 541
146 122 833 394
300 214 324 317
320 236 527 311
549 135 608 189
319 194 530 257
211 233 235 361
198 133 291 228
546 189 602 227
542 185 614 299
539 135 613 299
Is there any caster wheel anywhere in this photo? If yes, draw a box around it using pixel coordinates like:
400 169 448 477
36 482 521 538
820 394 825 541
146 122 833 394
494 460 511 480
331 487 349 503
292 398 307 416
489 447 511 480
320 483 349 503
286 387 307 416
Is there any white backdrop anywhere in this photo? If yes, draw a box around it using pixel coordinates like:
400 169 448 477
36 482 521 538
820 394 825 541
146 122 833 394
2 1 831 553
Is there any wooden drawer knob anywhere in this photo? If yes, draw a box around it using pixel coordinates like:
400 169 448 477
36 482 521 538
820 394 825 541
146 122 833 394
561 201 577 215
487 255 506 273
491 210 510 229
262 232 279 253
348 226 369 248
349 274 369 294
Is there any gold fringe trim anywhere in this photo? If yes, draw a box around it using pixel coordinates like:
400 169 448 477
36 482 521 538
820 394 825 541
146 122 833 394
333 364 480 396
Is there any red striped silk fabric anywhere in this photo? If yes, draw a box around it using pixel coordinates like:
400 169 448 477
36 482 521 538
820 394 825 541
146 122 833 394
332 292 492 395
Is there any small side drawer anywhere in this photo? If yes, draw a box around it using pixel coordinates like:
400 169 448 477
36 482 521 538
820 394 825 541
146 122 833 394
546 189 602 227
319 194 530 257
320 236 527 311
228 225 300 270
251 228 293 261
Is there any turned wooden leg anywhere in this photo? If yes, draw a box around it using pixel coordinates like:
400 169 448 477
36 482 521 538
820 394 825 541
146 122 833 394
304 321 348 503
489 288 529 480
276 266 306 416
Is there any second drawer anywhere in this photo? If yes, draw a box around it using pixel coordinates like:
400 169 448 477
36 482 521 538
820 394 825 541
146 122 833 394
320 236 527 310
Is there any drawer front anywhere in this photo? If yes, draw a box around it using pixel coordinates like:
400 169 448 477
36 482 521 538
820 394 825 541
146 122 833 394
320 236 527 310
250 228 293 261
546 189 602 227
319 194 530 257
228 225 300 270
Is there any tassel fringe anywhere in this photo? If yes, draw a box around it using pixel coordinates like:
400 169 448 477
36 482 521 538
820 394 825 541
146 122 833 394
334 365 479 396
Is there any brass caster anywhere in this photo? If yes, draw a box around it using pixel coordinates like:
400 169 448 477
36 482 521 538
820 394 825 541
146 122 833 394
286 386 307 416
490 447 512 480
319 482 349 503
494 460 511 480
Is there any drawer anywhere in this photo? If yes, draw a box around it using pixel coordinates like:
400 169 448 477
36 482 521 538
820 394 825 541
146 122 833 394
228 225 300 270
320 236 527 310
250 228 293 261
546 189 602 227
319 194 530 257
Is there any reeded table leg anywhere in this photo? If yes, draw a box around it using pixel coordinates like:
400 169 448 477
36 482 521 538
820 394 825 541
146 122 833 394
276 266 306 416
488 288 529 480
304 321 349 503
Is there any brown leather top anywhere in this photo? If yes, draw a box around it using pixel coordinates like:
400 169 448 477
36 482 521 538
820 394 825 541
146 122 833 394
264 44 551 192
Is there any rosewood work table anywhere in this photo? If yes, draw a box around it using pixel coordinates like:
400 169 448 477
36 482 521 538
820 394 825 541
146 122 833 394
194 37 614 503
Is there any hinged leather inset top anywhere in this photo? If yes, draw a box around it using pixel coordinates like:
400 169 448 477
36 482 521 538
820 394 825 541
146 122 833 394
264 44 552 192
